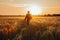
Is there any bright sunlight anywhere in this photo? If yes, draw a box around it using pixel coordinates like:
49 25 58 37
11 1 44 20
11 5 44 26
27 5 42 15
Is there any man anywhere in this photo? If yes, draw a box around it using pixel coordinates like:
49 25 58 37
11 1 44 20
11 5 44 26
25 11 32 25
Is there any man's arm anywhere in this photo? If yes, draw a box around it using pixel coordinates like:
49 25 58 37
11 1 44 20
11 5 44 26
24 15 27 20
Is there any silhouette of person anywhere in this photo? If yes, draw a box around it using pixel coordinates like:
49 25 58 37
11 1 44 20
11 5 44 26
25 11 32 25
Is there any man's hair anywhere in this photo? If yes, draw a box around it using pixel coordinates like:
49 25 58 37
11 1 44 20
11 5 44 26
27 11 30 13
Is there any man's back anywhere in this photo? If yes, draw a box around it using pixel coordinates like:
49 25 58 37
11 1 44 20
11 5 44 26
26 13 32 20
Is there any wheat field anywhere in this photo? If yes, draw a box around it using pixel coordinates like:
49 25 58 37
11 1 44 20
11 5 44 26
0 16 60 40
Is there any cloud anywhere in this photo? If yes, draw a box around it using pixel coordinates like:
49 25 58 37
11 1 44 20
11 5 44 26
0 0 60 8
8 4 28 7
0 2 28 7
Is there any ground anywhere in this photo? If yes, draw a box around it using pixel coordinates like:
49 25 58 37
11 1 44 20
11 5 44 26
0 16 60 40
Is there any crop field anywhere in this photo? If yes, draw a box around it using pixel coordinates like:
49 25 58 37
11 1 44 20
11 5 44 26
0 16 60 40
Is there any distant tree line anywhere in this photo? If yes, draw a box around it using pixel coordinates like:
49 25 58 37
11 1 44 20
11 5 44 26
52 14 60 16
44 14 60 16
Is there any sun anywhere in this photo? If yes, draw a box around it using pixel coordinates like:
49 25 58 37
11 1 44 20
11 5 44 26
27 5 42 15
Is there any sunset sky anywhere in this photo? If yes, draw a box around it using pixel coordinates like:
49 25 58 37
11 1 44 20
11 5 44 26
0 0 60 15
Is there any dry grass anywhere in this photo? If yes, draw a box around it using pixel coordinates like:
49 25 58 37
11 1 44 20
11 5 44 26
0 16 60 40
